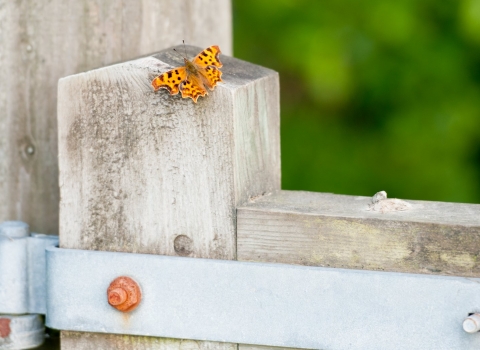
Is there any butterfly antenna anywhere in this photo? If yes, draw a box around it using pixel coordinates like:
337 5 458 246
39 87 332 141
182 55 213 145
172 48 185 60
183 40 188 59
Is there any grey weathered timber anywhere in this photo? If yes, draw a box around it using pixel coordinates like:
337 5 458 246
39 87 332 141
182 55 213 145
241 346 298 350
241 347 298 350
237 190 480 277
0 0 232 236
58 45 279 349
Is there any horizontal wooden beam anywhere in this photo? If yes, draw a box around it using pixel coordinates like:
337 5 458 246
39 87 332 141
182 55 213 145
237 190 480 277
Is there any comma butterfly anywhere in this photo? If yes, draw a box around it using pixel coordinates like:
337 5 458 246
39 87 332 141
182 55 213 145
151 45 223 103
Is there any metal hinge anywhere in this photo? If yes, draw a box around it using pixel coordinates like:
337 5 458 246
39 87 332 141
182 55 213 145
0 221 58 349
2 220 480 349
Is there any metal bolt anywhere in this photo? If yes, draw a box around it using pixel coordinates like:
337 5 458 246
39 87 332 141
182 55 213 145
107 276 141 312
108 288 127 306
26 145 35 155
463 313 480 333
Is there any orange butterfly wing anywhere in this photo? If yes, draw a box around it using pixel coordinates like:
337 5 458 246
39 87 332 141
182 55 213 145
151 45 223 102
151 67 187 95
193 46 223 91
193 45 223 68
180 75 208 103
198 65 222 90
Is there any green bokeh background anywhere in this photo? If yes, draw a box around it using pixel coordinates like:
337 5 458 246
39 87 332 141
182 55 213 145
233 0 480 203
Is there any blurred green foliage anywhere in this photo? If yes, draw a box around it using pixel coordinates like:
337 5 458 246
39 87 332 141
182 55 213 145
233 0 480 203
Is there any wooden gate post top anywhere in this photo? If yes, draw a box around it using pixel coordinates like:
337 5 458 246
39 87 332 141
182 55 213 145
57 45 280 261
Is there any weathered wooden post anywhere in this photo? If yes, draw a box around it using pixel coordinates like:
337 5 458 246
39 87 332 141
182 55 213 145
57 45 280 349
0 0 232 235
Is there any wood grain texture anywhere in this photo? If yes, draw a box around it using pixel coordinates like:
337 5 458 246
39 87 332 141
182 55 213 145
0 0 232 236
61 333 237 350
58 45 279 348
237 190 480 277
240 346 300 350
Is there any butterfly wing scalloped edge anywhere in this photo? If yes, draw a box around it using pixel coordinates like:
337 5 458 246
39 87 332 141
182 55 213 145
151 45 223 103
151 67 187 95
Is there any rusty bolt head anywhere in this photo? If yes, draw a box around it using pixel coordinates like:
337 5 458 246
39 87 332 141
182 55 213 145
107 276 141 312
108 287 128 306
0 318 11 338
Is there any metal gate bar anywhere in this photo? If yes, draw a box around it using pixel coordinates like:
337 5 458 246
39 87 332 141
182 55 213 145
46 247 480 349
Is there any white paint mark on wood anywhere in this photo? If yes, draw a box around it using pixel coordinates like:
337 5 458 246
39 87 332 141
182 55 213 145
368 191 412 213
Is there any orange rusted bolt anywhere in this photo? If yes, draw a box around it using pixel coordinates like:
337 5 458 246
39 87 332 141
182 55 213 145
107 276 141 312
0 318 11 338
108 287 128 306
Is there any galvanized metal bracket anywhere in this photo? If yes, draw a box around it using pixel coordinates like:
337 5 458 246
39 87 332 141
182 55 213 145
46 246 480 349
0 315 45 350
0 221 58 349
0 222 58 314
